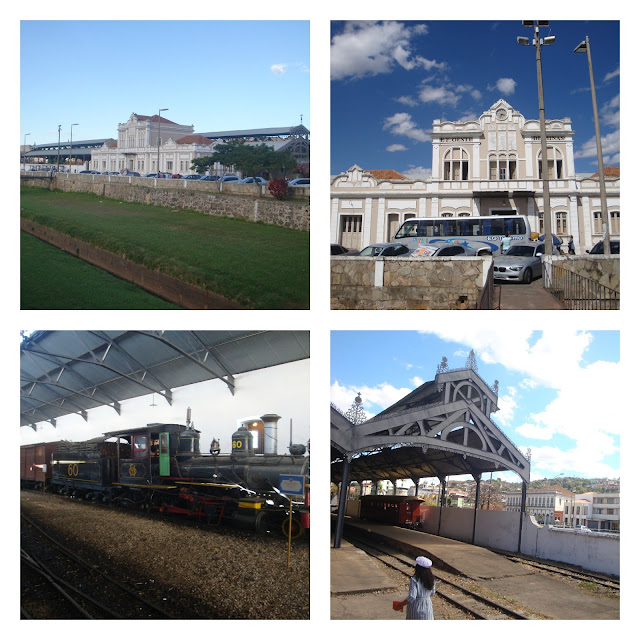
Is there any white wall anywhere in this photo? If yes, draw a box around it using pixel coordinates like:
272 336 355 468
420 506 619 577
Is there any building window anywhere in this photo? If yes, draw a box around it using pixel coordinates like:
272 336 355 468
538 146 564 179
443 147 469 181
167 161 173 171
556 211 568 235
610 211 620 234
593 212 602 234
489 154 517 180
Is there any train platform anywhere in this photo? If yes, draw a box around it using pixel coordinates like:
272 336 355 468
331 516 620 620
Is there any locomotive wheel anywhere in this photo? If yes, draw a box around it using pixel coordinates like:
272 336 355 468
281 515 303 539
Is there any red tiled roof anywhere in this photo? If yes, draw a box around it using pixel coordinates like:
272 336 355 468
366 169 409 180
175 135 213 146
590 167 620 178
134 113 179 125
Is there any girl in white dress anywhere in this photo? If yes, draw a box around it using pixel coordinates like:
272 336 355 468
393 556 436 620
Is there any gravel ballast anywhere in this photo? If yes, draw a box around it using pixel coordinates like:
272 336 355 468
21 491 309 619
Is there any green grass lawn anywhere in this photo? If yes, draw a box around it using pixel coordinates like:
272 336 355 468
20 186 310 309
21 232 183 309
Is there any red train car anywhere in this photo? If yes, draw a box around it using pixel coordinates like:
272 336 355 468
359 494 425 529
20 442 60 487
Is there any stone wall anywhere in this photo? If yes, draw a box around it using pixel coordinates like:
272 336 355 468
21 173 310 231
331 256 492 310
550 255 620 291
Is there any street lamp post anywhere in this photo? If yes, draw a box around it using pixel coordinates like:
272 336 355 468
69 123 79 174
23 133 31 172
157 108 168 176
518 21 555 259
574 36 611 255
56 124 62 172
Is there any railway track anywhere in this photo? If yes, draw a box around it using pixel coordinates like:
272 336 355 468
20 512 175 619
344 532 531 620
500 553 620 591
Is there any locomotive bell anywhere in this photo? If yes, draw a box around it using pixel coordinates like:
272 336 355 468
260 414 281 455
231 425 254 456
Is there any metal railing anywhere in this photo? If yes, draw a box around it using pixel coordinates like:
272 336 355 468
546 262 619 310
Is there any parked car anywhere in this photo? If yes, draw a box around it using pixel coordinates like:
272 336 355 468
144 172 171 178
587 240 620 254
199 175 221 181
171 173 182 179
121 170 141 177
331 244 359 256
182 174 203 180
288 178 310 186
220 175 240 182
240 177 268 184
493 241 557 284
410 241 492 258
358 243 411 257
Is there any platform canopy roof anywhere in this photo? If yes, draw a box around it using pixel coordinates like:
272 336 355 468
331 367 530 484
20 330 309 429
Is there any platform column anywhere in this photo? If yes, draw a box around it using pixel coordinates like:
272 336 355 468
334 455 351 549
437 476 447 536
472 474 482 544
518 481 528 553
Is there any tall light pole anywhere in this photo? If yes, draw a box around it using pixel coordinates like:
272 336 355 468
518 21 555 258
56 124 62 172
574 37 611 255
23 132 31 172
69 123 79 173
157 108 168 176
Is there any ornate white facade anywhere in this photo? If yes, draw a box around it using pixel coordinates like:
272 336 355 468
90 113 218 175
330 100 620 254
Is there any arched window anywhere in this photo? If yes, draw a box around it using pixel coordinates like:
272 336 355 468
555 211 568 235
443 147 469 181
610 211 620 234
537 146 564 179
489 153 517 180
594 211 620 234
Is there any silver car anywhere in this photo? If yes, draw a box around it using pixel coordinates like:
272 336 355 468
410 241 493 258
493 241 557 284
358 243 411 257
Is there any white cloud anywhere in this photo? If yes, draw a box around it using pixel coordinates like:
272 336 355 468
493 77 517 95
331 379 411 418
418 329 620 477
331 21 445 81
395 95 419 107
270 64 287 75
603 67 619 82
410 376 425 388
382 112 430 142
386 143 408 152
418 85 461 107
401 166 432 180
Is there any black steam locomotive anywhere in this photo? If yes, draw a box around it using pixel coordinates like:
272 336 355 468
29 413 310 538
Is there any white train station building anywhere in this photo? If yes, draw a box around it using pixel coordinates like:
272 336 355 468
89 113 310 176
330 100 619 254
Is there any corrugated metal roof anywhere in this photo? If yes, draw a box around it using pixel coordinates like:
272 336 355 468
20 331 309 429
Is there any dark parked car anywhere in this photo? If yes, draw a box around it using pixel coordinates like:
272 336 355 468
182 174 203 180
359 243 411 257
240 177 268 184
331 244 359 256
199 175 221 181
220 175 240 182
587 240 620 254
289 178 310 186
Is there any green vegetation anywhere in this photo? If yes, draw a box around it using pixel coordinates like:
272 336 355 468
190 139 298 179
20 186 310 309
21 232 183 309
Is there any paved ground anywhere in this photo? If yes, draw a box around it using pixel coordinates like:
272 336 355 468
331 525 619 620
496 276 565 310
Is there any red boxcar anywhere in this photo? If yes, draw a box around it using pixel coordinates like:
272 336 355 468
20 442 60 486
359 495 425 528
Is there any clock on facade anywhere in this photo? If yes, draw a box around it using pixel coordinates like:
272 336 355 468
496 109 508 121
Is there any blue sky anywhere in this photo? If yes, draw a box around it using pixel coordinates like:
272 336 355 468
330 20 620 178
331 330 620 482
20 21 309 146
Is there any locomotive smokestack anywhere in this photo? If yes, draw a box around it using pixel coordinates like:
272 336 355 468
186 407 192 427
260 414 281 455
